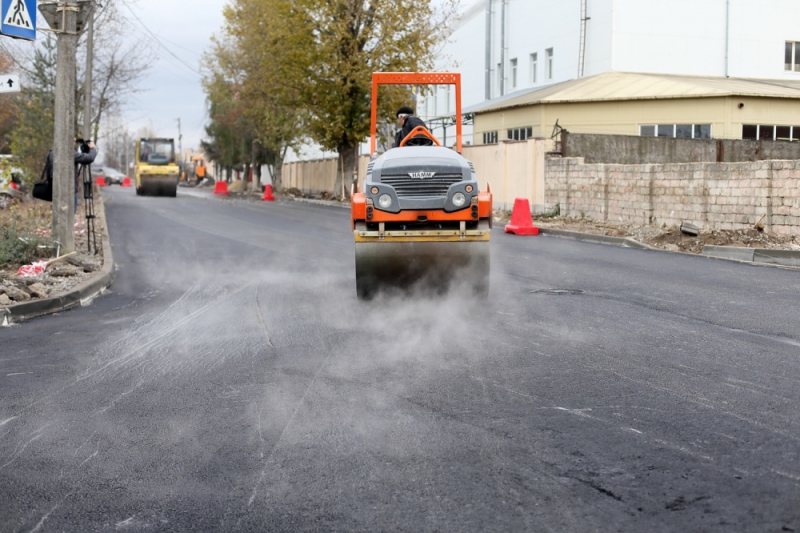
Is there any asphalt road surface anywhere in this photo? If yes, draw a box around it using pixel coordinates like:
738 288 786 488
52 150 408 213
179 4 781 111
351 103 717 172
2 186 799 532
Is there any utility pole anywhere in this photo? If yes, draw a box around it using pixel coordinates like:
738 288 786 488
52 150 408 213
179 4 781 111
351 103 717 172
83 10 93 141
175 117 182 171
39 1 95 254
578 0 590 78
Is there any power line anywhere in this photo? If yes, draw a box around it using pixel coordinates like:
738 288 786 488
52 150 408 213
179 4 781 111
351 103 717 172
117 0 202 78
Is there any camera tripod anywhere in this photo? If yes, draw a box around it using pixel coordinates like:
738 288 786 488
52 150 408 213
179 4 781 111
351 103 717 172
80 163 98 254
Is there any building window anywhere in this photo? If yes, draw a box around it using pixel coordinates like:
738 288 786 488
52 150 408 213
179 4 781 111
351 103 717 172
657 125 673 137
640 124 712 139
694 125 711 139
510 58 518 89
676 124 693 138
507 127 533 141
546 48 553 80
640 125 655 137
785 42 800 72
483 131 498 144
743 124 800 141
530 53 537 84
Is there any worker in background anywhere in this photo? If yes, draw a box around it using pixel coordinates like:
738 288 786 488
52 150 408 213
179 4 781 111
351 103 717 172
194 160 206 183
393 106 434 148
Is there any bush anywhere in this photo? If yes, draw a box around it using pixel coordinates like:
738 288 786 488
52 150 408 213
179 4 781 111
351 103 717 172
0 203 53 268
0 226 46 267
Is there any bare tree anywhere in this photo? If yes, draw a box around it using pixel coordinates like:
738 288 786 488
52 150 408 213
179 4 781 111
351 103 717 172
76 0 155 140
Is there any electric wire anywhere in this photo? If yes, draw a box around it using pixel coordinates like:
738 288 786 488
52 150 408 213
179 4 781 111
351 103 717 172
116 0 202 78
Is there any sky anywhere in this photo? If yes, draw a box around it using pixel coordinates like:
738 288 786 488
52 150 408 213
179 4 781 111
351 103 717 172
117 0 224 152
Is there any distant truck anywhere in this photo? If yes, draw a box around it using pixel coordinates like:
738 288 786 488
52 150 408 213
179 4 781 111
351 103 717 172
134 138 180 197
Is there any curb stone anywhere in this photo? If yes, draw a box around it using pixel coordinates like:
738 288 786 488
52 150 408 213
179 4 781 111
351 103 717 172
538 227 656 250
1 198 115 325
539 229 800 269
702 245 800 268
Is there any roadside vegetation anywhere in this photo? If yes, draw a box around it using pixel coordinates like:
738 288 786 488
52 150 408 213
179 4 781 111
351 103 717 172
0 201 52 268
0 1 151 274
202 0 459 197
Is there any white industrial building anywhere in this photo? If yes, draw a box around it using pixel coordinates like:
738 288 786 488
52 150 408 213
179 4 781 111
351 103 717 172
419 0 800 145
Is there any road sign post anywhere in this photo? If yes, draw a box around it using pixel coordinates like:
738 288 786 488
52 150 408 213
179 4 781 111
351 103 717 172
0 74 20 93
0 0 36 41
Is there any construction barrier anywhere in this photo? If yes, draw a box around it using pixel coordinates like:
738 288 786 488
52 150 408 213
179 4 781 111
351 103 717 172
262 184 275 201
96 176 106 187
121 177 132 187
504 198 539 235
213 181 229 195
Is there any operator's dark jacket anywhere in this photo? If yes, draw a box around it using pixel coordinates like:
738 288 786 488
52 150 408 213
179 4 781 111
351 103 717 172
45 146 98 189
393 116 433 148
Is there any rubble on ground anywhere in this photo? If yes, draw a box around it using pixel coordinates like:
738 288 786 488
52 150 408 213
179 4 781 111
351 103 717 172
0 253 102 305
490 209 799 255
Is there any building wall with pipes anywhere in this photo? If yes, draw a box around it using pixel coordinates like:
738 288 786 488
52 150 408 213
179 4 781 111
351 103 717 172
611 0 800 80
425 0 800 124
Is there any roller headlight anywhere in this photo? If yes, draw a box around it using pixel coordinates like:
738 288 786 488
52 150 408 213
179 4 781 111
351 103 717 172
452 192 467 207
378 194 393 209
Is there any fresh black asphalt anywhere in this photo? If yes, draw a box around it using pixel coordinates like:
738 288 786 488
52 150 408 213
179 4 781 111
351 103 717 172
1 186 799 532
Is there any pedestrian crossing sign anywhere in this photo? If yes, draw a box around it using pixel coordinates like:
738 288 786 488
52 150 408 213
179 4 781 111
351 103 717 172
1 0 36 41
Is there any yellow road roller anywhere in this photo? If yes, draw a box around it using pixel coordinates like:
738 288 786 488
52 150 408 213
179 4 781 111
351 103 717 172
135 138 180 197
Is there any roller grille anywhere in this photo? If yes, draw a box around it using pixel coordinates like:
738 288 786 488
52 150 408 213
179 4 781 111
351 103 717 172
380 173 463 197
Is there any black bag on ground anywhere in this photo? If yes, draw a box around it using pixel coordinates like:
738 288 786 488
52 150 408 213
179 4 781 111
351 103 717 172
32 150 53 202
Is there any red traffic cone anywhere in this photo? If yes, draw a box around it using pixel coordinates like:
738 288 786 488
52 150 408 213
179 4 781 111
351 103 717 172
261 184 275 201
121 176 132 187
504 198 540 235
213 181 229 195
96 176 106 187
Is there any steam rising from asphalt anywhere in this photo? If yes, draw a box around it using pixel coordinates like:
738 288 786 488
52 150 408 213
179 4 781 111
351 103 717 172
0 211 549 527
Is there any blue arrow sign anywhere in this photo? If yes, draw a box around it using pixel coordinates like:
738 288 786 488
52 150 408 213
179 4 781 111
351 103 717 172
1 0 36 41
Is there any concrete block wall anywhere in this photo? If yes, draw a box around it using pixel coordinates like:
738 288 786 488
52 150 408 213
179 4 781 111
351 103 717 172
564 133 800 165
546 158 800 235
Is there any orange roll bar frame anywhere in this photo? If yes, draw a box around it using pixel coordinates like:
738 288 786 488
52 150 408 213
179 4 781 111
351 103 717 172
370 72 462 155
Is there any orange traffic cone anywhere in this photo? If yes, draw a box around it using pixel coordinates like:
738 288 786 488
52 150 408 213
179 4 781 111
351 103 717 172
504 198 540 235
121 177 132 187
261 184 275 201
96 176 106 187
213 181 229 195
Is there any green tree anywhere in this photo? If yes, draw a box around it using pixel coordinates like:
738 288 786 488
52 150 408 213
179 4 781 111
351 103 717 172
279 0 458 197
206 0 306 191
10 35 58 182
201 73 246 183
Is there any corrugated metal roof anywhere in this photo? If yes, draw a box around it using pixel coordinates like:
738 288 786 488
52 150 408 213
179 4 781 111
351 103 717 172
466 72 800 114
